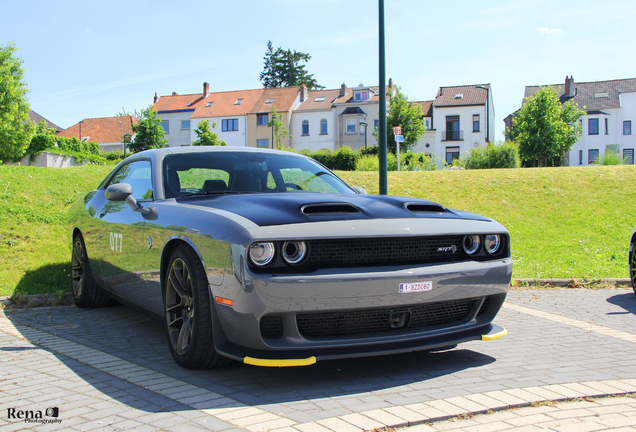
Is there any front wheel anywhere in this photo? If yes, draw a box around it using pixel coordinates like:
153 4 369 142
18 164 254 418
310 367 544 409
630 241 636 295
164 245 231 369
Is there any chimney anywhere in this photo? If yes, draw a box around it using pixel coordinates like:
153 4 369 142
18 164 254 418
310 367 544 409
172 92 178 96
203 82 209 97
340 83 346 97
388 78 393 91
300 84 307 102
564 76 574 97
154 92 158 104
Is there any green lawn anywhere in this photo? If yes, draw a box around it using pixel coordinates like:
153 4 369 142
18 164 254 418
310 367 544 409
0 163 634 297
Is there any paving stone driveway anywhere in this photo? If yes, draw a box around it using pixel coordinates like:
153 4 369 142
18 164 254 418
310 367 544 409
0 288 635 431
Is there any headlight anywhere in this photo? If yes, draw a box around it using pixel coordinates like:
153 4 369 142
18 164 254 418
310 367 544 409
249 242 275 266
282 241 308 265
485 235 501 255
463 235 481 255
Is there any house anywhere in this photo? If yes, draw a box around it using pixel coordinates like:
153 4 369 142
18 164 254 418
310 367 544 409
507 76 636 165
29 110 64 132
413 84 494 168
245 86 303 149
57 116 137 152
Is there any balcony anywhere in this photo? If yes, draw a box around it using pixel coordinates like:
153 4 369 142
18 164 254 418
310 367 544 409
442 130 464 141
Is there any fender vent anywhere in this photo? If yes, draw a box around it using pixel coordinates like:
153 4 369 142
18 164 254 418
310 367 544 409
406 203 446 213
302 203 361 215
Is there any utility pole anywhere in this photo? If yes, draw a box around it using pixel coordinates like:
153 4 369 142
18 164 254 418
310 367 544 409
378 0 387 195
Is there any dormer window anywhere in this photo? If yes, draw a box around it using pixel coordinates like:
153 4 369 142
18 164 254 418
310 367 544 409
234 98 244 105
266 98 274 104
354 91 369 101
454 94 463 99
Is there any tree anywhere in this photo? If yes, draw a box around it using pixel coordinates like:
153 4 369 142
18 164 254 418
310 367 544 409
259 40 323 90
374 87 426 153
129 106 168 153
509 86 585 167
117 107 142 119
0 42 34 162
193 120 226 146
267 105 292 149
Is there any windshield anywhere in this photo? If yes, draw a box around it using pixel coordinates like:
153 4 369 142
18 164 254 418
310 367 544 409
163 151 355 198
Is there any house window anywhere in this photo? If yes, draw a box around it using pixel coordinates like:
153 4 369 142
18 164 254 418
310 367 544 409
257 139 269 148
624 120 632 135
354 91 369 101
588 149 599 164
234 98 244 105
445 116 460 141
588 118 599 135
624 149 634 165
579 150 583 165
206 101 214 107
266 98 274 104
445 147 460 164
180 120 190 130
374 119 379 132
346 119 356 134
605 118 609 135
423 118 430 129
302 120 309 136
257 114 268 126
473 115 480 132
315 97 326 102
320 119 328 135
222 119 239 132
160 120 169 134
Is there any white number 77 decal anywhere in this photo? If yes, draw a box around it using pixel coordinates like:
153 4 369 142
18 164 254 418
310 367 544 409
109 232 123 252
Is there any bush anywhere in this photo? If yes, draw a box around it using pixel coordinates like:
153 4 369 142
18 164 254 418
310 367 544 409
592 150 627 165
402 151 439 171
332 146 356 171
461 141 520 169
354 153 398 171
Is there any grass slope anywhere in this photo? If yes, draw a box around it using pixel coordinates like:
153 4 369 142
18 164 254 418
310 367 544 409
0 164 633 296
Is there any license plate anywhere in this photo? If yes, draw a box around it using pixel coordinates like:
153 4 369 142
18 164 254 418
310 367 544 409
399 281 433 293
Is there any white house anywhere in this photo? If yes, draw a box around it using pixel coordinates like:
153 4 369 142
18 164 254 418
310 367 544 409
508 76 636 165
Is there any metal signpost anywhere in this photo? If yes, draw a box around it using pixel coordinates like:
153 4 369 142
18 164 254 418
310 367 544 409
393 126 402 171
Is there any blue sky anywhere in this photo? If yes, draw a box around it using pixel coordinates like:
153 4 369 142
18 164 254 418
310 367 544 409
2 0 635 142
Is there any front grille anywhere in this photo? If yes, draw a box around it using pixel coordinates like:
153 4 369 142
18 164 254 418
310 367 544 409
260 316 283 339
306 236 464 267
296 298 478 338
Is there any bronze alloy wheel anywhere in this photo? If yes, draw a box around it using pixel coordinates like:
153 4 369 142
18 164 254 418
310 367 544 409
165 256 195 355
164 245 231 369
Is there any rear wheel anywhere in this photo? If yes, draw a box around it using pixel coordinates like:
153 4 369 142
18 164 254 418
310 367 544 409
164 245 231 369
630 241 636 295
71 234 109 308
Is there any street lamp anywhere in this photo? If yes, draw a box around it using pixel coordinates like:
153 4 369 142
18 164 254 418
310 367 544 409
118 121 124 154
360 120 369 152
475 85 489 144
78 120 84 142
123 134 131 159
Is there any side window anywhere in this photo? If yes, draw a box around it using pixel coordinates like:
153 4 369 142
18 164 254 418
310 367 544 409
108 160 153 201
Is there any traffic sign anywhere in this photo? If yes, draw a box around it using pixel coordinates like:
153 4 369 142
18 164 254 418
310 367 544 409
395 135 404 142
393 126 402 135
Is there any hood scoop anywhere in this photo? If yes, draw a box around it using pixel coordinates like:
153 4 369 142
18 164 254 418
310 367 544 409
406 203 447 213
302 203 361 216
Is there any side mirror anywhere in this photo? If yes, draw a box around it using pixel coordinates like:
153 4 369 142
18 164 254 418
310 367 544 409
105 183 132 201
351 186 368 195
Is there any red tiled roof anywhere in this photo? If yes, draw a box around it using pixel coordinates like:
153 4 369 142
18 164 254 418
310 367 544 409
190 88 265 118
434 84 490 107
296 89 342 111
250 86 301 114
414 101 434 117
57 116 137 144
153 93 205 112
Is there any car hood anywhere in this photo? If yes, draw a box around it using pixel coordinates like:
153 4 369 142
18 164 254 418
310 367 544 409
174 193 492 227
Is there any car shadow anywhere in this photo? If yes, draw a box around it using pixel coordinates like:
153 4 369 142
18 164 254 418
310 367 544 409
3 304 497 413
606 291 636 315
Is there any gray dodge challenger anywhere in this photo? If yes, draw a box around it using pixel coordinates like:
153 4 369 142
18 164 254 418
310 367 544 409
70 146 511 369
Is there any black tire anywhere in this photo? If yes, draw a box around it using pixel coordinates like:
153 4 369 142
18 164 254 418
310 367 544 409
164 245 231 369
71 234 109 308
630 241 636 295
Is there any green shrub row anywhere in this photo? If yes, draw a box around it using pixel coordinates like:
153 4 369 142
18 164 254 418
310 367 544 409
25 134 105 164
460 141 521 169
295 146 438 171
